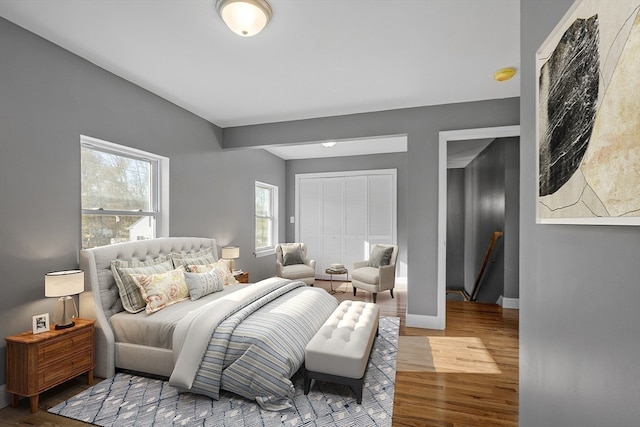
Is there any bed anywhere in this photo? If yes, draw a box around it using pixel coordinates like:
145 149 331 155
78 237 337 410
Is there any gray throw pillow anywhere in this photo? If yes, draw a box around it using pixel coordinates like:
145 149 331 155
184 270 224 301
368 246 394 268
282 244 304 266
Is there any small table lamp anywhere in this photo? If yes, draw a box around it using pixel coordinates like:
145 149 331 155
45 270 84 330
221 246 240 273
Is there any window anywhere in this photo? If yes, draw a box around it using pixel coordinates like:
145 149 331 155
255 181 278 257
81 135 169 249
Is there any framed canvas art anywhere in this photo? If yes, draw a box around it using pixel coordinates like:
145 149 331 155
536 0 640 225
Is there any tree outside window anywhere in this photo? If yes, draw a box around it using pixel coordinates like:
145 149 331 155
81 136 168 249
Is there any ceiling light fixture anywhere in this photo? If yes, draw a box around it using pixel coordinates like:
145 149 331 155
493 67 517 82
216 0 272 37
321 142 336 148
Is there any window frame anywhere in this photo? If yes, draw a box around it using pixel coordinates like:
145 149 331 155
80 135 169 248
254 180 279 257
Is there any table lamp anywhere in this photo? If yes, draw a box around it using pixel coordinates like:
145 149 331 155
221 246 240 273
45 269 84 329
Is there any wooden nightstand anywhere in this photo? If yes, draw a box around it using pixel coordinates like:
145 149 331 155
234 271 249 283
5 318 95 413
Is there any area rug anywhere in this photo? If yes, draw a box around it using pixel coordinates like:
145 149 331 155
49 316 399 427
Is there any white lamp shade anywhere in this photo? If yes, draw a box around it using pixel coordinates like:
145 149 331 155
45 270 84 297
221 246 240 259
217 0 272 37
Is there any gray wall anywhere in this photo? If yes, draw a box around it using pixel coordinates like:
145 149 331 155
520 1 640 426
446 168 466 290
464 139 506 303
285 152 408 276
222 100 520 320
504 138 519 299
0 18 284 387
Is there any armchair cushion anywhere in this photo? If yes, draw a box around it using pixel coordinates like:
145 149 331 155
351 266 380 286
368 245 394 267
280 263 315 281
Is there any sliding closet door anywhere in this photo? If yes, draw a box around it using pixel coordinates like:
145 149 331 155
321 177 344 275
296 169 396 280
298 178 322 271
344 176 368 271
368 174 395 246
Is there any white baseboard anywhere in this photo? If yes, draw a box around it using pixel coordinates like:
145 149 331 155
0 384 11 409
405 312 445 330
497 295 519 309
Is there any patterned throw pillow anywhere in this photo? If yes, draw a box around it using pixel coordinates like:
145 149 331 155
187 259 239 285
170 247 216 268
184 270 224 300
111 256 174 313
282 244 304 266
130 266 189 314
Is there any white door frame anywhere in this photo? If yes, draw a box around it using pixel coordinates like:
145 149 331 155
437 125 520 329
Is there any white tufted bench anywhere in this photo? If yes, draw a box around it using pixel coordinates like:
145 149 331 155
303 300 379 403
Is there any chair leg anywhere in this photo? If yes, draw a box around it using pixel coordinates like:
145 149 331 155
390 289 394 299
353 287 357 297
372 293 377 303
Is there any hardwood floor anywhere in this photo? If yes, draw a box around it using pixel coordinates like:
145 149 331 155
0 279 519 426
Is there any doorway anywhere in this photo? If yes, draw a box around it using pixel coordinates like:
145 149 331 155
436 125 520 329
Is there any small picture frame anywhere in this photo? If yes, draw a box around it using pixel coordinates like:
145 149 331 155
32 313 50 334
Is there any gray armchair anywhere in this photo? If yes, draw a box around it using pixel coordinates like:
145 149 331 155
352 244 398 303
275 243 316 286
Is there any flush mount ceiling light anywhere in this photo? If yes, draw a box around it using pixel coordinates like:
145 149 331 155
216 0 272 37
321 142 336 148
493 67 517 82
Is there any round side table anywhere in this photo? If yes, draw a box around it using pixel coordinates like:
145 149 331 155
325 267 348 294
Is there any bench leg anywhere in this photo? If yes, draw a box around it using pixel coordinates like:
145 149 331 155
352 378 364 404
303 370 312 395
304 370 365 404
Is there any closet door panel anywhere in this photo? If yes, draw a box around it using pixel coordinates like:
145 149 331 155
345 236 367 272
344 176 368 272
298 179 322 276
368 174 394 244
322 178 343 237
320 178 343 278
299 179 322 238
344 176 367 237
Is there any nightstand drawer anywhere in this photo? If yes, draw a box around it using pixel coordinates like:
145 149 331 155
38 328 93 364
38 351 93 390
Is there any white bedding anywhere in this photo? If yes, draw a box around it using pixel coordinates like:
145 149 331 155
109 283 247 349
170 277 339 410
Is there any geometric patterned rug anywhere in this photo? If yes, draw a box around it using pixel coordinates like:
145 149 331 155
49 317 399 427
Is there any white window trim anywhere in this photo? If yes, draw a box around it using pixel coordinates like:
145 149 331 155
255 180 278 258
80 135 170 241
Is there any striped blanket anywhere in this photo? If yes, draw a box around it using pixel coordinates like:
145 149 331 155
169 277 338 410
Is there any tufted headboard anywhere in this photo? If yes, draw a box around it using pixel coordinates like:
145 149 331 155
79 237 217 378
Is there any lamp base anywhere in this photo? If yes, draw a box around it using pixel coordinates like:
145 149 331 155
55 321 76 330
53 296 78 330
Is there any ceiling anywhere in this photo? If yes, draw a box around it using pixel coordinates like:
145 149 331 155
0 0 519 161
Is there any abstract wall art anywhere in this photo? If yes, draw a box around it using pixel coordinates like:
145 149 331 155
536 0 640 225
